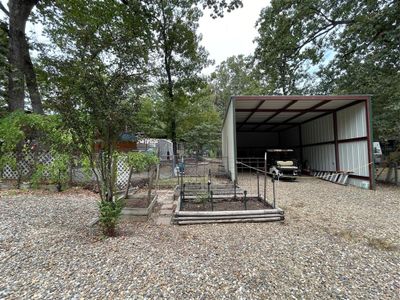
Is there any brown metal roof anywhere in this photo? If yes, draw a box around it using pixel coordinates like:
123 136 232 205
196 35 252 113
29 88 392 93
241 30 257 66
233 95 371 132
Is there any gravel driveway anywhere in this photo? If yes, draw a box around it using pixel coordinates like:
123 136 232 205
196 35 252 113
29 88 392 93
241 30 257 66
0 180 399 299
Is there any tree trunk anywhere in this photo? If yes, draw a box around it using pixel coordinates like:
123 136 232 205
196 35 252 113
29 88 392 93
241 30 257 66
124 166 133 199
161 4 177 157
22 37 43 114
165 61 178 156
7 0 40 112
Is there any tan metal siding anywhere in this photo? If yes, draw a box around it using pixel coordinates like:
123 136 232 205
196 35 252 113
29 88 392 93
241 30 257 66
338 141 369 176
303 144 336 171
337 102 367 139
301 114 335 171
301 114 334 144
222 101 236 180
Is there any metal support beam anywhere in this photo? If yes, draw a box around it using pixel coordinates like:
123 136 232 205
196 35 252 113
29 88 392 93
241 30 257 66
267 100 331 132
252 100 298 131
333 111 340 172
236 108 333 113
237 100 266 130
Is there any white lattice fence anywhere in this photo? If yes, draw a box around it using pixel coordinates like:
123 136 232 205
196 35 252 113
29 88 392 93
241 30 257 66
1 151 53 180
116 156 130 190
1 152 149 189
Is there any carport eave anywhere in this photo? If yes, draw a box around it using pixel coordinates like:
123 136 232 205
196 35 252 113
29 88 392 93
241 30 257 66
235 95 370 133
231 95 372 102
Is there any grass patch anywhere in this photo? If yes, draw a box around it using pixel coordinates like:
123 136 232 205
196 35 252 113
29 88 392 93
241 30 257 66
367 237 398 252
335 230 398 252
157 176 209 188
336 230 361 243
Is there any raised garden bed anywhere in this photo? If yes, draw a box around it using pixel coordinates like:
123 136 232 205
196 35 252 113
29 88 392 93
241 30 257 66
0 179 62 192
121 191 157 221
173 182 285 225
182 197 272 211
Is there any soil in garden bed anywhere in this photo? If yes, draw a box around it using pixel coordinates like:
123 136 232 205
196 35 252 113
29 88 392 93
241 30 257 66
123 191 155 208
181 197 273 211
124 198 151 208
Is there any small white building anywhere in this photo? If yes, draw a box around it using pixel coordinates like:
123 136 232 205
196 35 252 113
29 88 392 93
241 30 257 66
137 138 173 160
222 95 374 189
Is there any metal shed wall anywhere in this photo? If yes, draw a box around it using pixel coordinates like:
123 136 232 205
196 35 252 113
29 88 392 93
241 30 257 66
303 144 336 171
337 102 371 187
222 100 237 181
222 95 374 189
302 114 334 144
301 114 336 172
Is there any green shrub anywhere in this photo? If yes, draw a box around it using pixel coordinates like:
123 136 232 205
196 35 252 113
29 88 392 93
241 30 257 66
30 152 70 191
98 198 124 237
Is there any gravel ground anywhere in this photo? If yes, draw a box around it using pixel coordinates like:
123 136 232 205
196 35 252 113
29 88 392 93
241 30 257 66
0 180 399 299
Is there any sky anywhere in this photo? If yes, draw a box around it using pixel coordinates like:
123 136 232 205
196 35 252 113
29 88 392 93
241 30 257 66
0 0 269 74
199 0 268 74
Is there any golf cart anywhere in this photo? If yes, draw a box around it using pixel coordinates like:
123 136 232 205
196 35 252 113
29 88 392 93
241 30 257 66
267 149 300 181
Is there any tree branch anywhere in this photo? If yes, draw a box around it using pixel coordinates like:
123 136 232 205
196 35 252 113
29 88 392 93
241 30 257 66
309 6 354 25
0 2 9 17
0 20 8 35
293 23 336 56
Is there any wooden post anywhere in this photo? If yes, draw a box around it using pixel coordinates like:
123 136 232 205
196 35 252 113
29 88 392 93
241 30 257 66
124 166 134 199
210 191 214 211
386 163 393 182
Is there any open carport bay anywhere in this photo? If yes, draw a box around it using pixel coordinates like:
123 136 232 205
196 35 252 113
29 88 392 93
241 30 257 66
222 95 374 189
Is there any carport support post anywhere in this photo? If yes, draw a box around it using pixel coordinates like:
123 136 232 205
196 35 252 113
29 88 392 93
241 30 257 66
264 152 267 202
234 179 237 200
272 177 276 208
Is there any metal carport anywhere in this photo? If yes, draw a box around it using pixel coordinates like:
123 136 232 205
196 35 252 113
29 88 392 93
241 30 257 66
221 95 374 189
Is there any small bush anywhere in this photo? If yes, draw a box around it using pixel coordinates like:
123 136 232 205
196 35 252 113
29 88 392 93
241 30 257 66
98 198 124 237
195 192 209 207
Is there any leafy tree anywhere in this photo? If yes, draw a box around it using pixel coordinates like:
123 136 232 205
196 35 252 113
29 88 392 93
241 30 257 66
183 122 220 155
255 1 323 95
0 19 7 109
0 0 43 113
38 0 151 205
173 84 220 155
255 0 400 140
124 151 159 201
134 96 166 138
0 111 72 186
317 56 400 141
211 55 264 115
149 0 210 156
